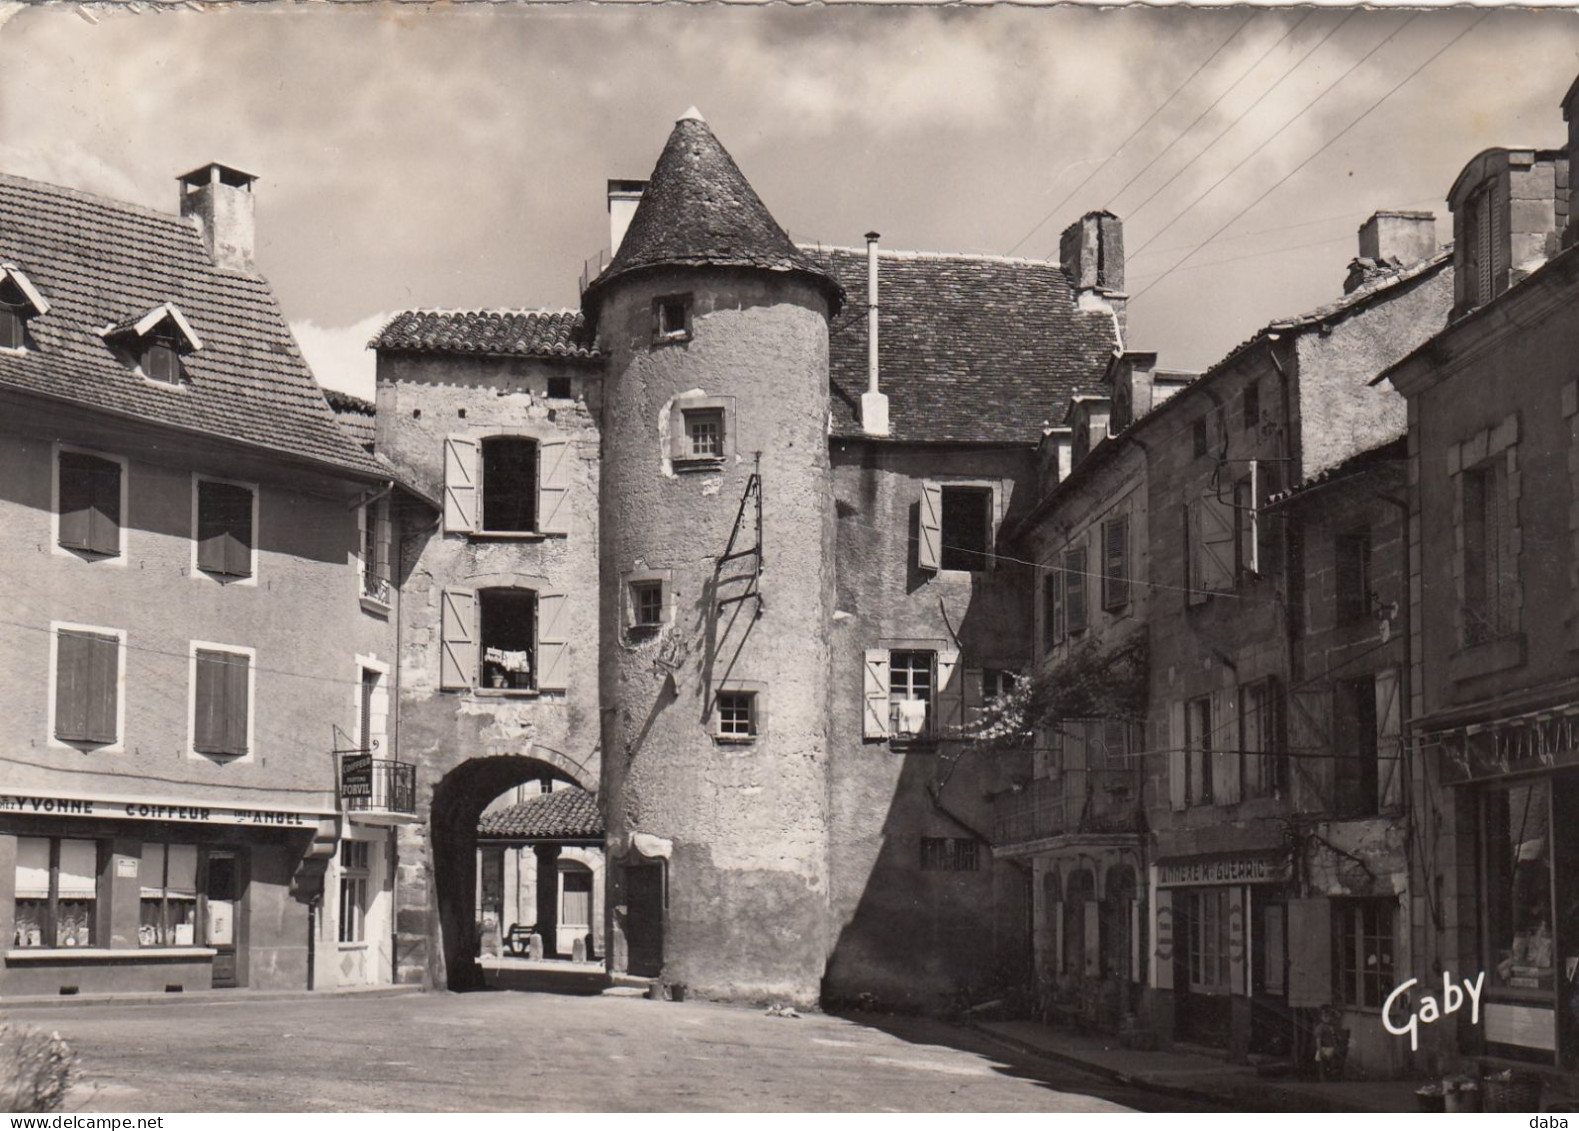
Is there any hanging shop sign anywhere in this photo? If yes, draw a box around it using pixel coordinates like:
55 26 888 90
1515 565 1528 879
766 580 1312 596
1432 703 1579 784
340 753 374 799
1157 854 1288 887
0 792 334 827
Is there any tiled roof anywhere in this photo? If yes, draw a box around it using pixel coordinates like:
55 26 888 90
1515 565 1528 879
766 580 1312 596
1269 247 1452 332
477 788 603 841
1265 436 1407 507
0 171 385 479
807 248 1118 445
583 112 841 315
370 309 598 360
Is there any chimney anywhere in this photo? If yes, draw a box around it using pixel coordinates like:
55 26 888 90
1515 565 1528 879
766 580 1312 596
178 163 256 273
1038 426 1073 498
1345 210 1437 293
860 231 890 437
1059 211 1126 336
608 179 646 257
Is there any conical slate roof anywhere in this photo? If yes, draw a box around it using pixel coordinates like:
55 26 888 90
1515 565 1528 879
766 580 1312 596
583 111 842 315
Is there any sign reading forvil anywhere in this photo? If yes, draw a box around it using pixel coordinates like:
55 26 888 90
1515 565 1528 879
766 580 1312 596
0 793 330 827
341 754 374 799
1158 855 1287 887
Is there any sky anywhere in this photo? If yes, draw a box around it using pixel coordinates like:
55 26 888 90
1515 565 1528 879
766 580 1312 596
2 4 1579 397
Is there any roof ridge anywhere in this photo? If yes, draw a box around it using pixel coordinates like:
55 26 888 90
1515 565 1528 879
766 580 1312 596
386 307 583 318
805 244 1061 269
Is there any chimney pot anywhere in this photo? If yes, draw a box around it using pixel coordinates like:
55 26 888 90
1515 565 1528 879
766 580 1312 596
177 162 256 272
607 179 647 257
860 231 889 437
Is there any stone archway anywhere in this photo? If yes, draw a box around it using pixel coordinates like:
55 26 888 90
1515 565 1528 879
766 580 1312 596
411 749 595 991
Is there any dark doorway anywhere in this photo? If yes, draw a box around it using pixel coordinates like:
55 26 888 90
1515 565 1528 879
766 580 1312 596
206 849 245 989
623 862 665 978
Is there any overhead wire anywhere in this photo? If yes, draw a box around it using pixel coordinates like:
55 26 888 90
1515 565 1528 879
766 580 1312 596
1004 11 1258 257
1132 11 1488 302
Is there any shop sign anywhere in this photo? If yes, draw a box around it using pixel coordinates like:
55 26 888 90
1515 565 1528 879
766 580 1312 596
0 793 331 827
1157 855 1287 887
1434 706 1579 783
341 753 374 799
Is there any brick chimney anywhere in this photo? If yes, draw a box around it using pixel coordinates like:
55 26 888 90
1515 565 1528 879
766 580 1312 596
607 179 647 257
178 163 256 273
1060 211 1125 336
1344 211 1437 294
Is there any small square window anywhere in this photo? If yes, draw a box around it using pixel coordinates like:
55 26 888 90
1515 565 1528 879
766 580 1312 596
196 480 255 579
655 296 691 342
546 377 573 399
143 339 181 384
716 691 757 740
631 581 664 629
685 409 724 459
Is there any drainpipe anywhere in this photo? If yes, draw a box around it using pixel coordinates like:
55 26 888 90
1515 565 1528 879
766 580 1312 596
860 231 890 437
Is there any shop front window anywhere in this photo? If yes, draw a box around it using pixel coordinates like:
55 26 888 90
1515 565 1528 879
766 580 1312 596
139 843 199 947
1486 778 1554 995
1187 887 1231 992
13 837 98 948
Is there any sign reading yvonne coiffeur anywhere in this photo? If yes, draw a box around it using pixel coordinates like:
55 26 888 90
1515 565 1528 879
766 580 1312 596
1157 854 1288 887
0 793 333 827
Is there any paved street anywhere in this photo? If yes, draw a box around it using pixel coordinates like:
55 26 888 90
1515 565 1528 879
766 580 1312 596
0 990 1219 1113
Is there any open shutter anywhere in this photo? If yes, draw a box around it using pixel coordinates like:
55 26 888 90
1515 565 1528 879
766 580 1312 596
194 651 223 752
863 649 891 739
1199 487 1236 591
1065 548 1088 634
918 480 942 571
1215 688 1241 805
1286 898 1333 1007
443 436 478 534
1228 886 1248 995
537 436 572 536
58 455 91 550
84 632 117 744
1184 503 1207 607
1243 461 1260 576
1169 700 1187 811
88 459 121 556
1153 889 1175 990
1050 569 1066 645
963 667 984 728
1288 684 1334 810
1104 517 1129 608
1375 667 1403 810
54 630 90 741
225 488 253 577
439 588 477 690
374 503 392 582
536 591 569 691
936 650 962 735
225 653 249 754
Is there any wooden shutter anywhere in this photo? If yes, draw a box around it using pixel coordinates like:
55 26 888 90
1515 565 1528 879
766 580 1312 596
194 651 223 752
1051 569 1065 644
1215 688 1241 805
918 481 942 571
1199 488 1237 591
56 630 117 745
1065 548 1088 633
1375 667 1403 810
1243 461 1260 576
936 650 962 735
1169 700 1187 811
537 436 572 536
88 458 121 556
374 503 392 582
58 454 92 550
1104 516 1129 609
443 436 478 534
198 482 252 577
1184 502 1207 607
1490 185 1507 299
1153 889 1175 990
1286 898 1333 1007
1287 684 1334 810
439 588 477 689
537 591 569 691
224 652 249 754
1228 886 1248 995
863 649 890 738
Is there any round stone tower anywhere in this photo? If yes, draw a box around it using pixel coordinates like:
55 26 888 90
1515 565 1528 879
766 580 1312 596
585 110 843 1006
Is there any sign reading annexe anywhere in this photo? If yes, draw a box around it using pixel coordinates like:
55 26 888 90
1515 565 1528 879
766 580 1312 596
1158 855 1287 887
0 793 333 827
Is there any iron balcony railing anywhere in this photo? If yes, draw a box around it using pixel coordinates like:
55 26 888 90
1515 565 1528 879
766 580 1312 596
361 569 392 605
994 767 1143 846
342 757 416 816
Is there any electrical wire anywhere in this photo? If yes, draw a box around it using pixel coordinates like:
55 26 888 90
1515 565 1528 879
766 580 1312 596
1133 12 1488 302
1004 12 1259 257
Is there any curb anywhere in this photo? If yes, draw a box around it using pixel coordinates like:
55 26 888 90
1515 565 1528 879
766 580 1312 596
1 984 424 1012
967 1022 1228 1107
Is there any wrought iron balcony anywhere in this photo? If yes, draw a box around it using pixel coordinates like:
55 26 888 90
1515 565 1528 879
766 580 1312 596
994 767 1143 847
342 756 417 823
361 569 392 606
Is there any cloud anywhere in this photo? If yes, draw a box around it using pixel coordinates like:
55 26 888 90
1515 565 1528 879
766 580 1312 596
290 312 390 401
0 141 150 207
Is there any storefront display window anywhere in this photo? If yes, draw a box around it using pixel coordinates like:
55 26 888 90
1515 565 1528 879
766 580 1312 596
1188 888 1231 991
1486 779 1554 994
13 837 98 948
139 843 199 947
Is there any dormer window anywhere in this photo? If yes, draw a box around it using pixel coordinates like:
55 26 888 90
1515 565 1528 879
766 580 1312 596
102 302 203 385
0 264 50 352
